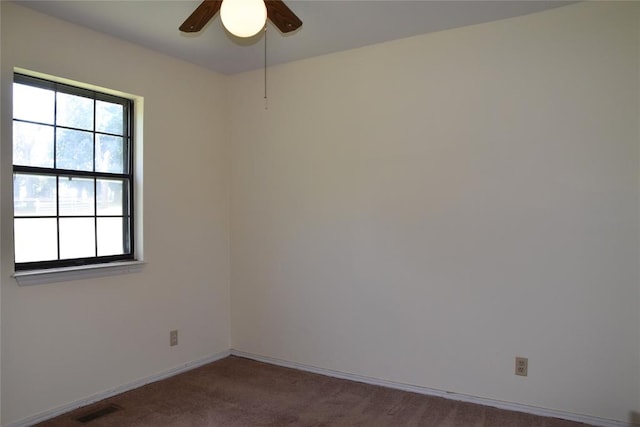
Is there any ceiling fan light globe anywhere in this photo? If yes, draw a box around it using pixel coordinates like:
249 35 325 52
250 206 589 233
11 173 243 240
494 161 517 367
220 0 267 38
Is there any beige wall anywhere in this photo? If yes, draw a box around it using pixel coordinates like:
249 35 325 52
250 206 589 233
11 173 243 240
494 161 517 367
0 3 230 425
0 2 3 423
229 1 640 423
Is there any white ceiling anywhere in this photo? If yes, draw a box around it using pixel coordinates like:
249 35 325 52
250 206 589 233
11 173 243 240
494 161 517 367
16 0 574 75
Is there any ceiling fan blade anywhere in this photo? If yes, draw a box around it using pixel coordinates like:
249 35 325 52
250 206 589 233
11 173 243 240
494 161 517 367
266 0 302 33
179 0 222 33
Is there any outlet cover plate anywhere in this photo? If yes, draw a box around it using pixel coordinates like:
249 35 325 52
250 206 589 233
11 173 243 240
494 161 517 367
515 357 528 376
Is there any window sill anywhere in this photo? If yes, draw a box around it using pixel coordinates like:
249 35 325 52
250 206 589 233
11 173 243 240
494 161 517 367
13 260 145 286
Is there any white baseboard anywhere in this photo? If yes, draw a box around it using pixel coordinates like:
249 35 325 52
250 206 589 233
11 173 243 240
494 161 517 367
5 350 231 427
231 349 631 427
6 348 632 427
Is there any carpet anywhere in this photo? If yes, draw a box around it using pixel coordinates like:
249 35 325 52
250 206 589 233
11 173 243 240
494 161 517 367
36 356 593 426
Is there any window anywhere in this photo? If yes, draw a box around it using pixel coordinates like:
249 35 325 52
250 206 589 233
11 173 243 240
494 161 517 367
13 73 135 271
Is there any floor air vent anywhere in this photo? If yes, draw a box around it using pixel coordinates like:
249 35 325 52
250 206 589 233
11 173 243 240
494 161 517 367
74 404 122 423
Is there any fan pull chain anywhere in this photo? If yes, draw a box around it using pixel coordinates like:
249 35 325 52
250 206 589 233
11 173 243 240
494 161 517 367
264 25 268 110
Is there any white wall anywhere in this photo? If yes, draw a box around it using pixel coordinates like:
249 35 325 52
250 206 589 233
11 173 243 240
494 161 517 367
0 2 3 423
0 3 230 425
229 1 640 423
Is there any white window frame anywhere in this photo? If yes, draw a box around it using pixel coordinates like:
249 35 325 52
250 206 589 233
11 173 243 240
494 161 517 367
11 69 144 285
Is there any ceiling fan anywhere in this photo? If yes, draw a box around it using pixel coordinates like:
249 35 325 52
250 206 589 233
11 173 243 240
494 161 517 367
180 0 302 37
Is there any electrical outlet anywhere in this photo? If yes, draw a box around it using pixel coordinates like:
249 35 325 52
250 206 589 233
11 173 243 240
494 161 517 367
170 330 178 347
515 357 528 376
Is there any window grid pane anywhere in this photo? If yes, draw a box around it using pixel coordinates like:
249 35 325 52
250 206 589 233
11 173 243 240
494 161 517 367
13 121 54 168
13 73 134 270
14 218 58 263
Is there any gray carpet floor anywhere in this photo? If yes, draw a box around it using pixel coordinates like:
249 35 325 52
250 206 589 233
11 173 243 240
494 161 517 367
37 356 593 426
